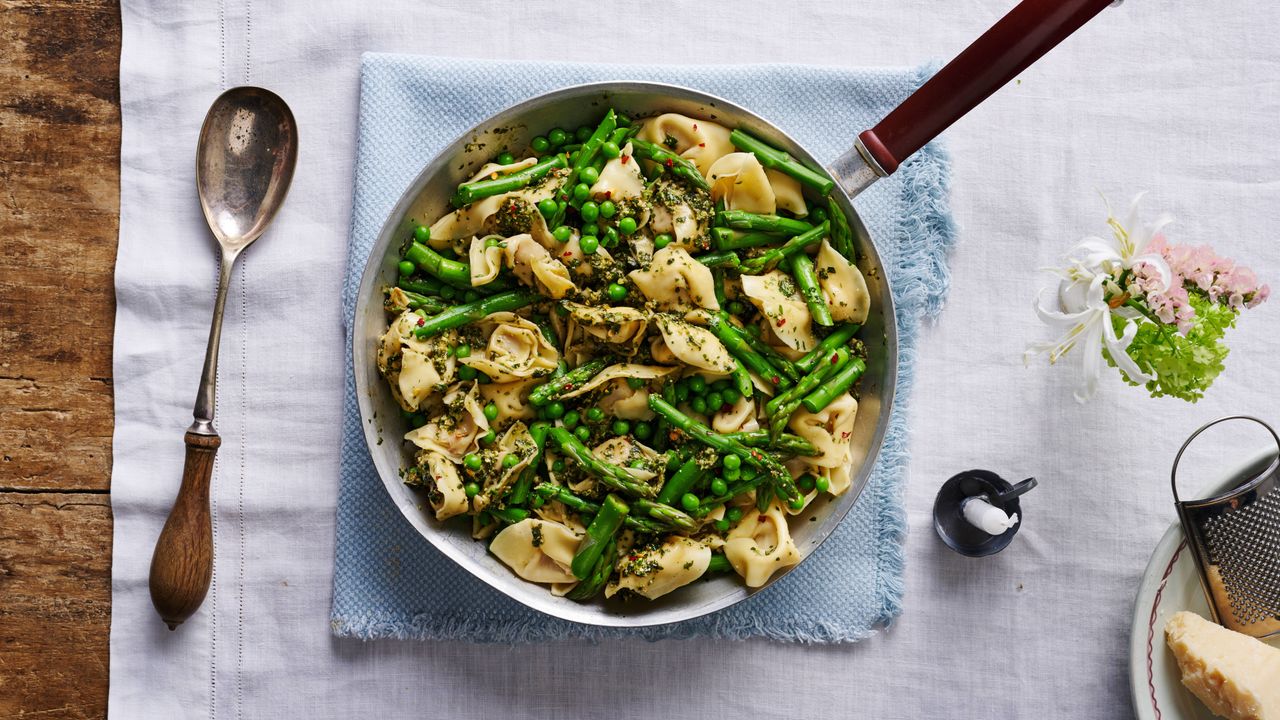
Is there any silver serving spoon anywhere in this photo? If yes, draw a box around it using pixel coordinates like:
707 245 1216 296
149 86 297 630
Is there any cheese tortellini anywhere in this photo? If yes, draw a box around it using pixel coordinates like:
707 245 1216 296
378 107 878 605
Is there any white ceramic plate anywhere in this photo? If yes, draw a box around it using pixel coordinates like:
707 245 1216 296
1129 447 1280 720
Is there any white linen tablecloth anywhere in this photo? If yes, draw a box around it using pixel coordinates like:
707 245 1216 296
110 1 1280 717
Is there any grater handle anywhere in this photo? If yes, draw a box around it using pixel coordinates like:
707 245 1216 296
1171 415 1280 503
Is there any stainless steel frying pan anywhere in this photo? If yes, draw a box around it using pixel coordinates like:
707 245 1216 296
352 0 1119 626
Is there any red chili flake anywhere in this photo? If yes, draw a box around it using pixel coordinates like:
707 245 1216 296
698 142 706 148
777 318 787 327
770 375 780 385
830 353 839 364
563 251 573 257
841 431 851 440
692 123 698 130
417 317 425 326
664 159 674 168
621 154 631 165
604 190 612 199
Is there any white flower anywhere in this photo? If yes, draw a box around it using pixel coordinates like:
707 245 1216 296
1025 194 1171 403
1025 274 1150 402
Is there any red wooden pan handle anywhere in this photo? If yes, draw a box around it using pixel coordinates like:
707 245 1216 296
859 0 1115 176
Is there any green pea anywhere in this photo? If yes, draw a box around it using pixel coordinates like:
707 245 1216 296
562 410 580 430
580 201 599 222
601 141 621 159
689 396 708 415
457 365 478 381
496 152 515 165
710 478 728 496
575 126 593 143
714 519 731 533
544 401 565 420
397 260 415 277
439 284 457 300
724 464 741 482
552 225 572 243
483 403 499 422
548 128 568 146
726 300 747 316
464 482 480 498
653 233 672 250
579 166 600 185
680 493 700 512
476 371 493 385
723 455 742 471
745 323 762 338
809 206 829 223
688 376 707 395
797 474 816 493
484 237 502 248
705 391 723 411
454 344 471 359
568 150 580 164
537 198 558 219
574 425 591 442
579 235 599 254
502 453 519 469
726 507 743 523
580 222 598 236
788 496 806 511
606 283 628 302
625 376 644 390
599 200 616 219
721 387 741 405
413 225 431 243
611 419 630 435
815 475 830 493
674 381 690 403
711 379 732 393
602 226 619 248
530 136 550 153
633 421 652 440
585 407 605 423
572 183 590 203
618 216 637 235
463 453 482 471
552 459 566 473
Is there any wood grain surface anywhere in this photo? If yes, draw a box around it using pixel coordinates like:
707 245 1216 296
0 0 121 717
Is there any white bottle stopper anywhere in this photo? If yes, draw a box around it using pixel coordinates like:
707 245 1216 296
961 495 1019 535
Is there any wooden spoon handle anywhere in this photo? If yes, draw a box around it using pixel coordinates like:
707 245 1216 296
149 430 220 630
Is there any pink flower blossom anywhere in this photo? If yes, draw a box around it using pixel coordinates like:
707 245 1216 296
1138 233 1269 318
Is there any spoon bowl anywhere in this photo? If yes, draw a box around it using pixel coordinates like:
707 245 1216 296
195 86 297 251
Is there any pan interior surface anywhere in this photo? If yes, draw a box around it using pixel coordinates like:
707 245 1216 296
352 82 897 627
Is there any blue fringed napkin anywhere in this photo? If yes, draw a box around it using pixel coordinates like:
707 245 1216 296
332 54 955 643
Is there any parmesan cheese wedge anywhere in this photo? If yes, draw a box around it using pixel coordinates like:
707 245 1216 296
1165 611 1280 720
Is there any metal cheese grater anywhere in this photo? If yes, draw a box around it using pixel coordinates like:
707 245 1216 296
1172 416 1280 639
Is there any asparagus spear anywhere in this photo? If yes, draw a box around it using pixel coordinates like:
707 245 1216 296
655 457 704 505
705 313 793 390
693 470 768 516
712 227 781 251
506 421 550 506
533 483 670 534
628 137 710 191
795 323 862 373
398 276 447 297
827 199 856 263
723 431 818 456
738 221 830 275
549 110 617 226
387 288 447 316
712 268 727 307
549 427 658 498
404 241 473 288
789 253 833 327
450 154 567 208
801 356 866 413
571 494 629 579
411 290 543 340
631 499 697 532
728 129 835 195
565 536 616 601
527 357 610 407
705 553 733 574
730 358 755 400
648 395 799 503
728 316 802 383
489 507 530 524
768 348 850 441
693 250 741 269
717 210 813 236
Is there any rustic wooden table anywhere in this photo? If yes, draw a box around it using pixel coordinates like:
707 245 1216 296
1 1 119 717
